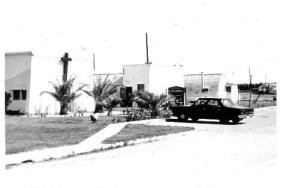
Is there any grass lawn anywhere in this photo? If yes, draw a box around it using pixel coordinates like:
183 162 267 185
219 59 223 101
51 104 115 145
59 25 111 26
103 124 194 144
5 115 126 154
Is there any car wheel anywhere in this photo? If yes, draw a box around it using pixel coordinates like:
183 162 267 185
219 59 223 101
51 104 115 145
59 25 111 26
232 116 241 124
220 118 229 124
178 114 188 121
191 116 199 122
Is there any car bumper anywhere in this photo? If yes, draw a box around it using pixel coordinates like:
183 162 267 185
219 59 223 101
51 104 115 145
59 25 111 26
238 114 254 119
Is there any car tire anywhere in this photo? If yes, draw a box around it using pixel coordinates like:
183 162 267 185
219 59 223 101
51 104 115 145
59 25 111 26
178 114 188 121
191 116 199 122
220 118 229 124
232 116 241 124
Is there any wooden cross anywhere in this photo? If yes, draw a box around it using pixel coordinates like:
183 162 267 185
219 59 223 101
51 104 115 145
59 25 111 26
60 53 72 83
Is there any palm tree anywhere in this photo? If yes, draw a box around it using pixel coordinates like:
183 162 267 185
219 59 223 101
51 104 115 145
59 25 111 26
132 91 175 118
41 76 86 115
81 74 118 113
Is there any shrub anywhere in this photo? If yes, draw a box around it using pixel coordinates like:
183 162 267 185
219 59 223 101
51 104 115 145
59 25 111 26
131 91 175 119
102 97 122 116
125 108 151 122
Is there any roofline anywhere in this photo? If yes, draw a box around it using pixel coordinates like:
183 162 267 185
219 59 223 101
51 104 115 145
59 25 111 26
5 51 33 56
122 64 182 67
122 64 151 66
184 73 223 76
92 73 123 75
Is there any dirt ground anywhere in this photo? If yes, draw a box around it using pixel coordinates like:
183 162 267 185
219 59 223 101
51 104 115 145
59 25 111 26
4 107 277 188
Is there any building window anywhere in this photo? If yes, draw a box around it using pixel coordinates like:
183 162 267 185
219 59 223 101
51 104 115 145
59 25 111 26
22 90 27 100
13 90 20 100
12 90 27 100
226 86 231 93
137 84 145 92
202 88 209 93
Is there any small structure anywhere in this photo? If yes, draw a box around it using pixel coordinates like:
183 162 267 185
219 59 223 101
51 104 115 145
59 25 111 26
184 73 238 104
5 51 94 115
122 64 184 95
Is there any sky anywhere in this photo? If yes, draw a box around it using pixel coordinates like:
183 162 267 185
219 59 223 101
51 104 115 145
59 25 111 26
2 0 284 83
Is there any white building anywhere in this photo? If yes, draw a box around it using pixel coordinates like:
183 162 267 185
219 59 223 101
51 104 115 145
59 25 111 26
122 64 184 94
5 51 94 115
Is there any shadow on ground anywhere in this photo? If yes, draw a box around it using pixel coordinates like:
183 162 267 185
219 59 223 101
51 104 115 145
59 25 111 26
165 118 245 125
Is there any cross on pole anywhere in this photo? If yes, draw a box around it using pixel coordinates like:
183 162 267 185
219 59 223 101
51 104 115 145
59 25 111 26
60 53 72 83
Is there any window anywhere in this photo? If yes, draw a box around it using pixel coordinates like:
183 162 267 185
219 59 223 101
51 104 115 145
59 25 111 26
196 99 208 106
22 90 27 100
12 90 27 100
137 84 145 92
226 86 231 93
208 99 220 107
13 90 20 100
202 88 209 93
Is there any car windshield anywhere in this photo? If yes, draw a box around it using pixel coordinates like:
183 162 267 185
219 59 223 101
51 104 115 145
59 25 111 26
221 99 236 107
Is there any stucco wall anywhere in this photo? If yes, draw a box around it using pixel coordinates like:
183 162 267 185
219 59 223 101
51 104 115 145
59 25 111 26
123 64 150 91
5 52 33 112
29 56 95 114
123 64 184 95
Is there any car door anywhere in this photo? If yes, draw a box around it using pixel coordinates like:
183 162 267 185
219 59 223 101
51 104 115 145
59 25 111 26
207 99 222 119
193 99 209 118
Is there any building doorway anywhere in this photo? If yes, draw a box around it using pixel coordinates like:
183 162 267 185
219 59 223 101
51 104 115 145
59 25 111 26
168 86 186 105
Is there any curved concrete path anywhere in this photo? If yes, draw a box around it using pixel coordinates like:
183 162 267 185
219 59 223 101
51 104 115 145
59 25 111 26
6 121 130 165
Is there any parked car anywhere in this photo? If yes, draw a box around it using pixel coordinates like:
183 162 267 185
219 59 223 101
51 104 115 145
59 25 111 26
170 98 254 124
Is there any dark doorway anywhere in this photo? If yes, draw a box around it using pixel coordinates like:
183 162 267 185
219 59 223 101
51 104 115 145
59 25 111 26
168 86 186 105
120 86 133 107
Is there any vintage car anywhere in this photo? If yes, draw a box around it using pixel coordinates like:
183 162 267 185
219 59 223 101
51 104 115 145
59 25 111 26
170 98 254 124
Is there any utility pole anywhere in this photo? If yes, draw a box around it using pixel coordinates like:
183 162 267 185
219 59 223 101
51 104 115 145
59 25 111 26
201 72 204 92
249 68 252 107
93 53 95 71
60 53 72 83
145 33 151 64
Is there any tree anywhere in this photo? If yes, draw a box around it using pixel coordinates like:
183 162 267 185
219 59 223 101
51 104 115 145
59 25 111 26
41 76 86 115
81 74 118 113
132 91 175 118
5 92 12 112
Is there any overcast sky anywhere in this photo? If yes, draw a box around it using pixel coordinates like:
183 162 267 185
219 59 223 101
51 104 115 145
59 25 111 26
3 0 284 83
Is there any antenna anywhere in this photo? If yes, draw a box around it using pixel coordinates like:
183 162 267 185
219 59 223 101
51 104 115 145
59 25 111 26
145 33 151 64
93 53 95 71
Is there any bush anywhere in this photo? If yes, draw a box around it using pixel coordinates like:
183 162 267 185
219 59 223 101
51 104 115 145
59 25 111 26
131 91 175 119
125 108 151 122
